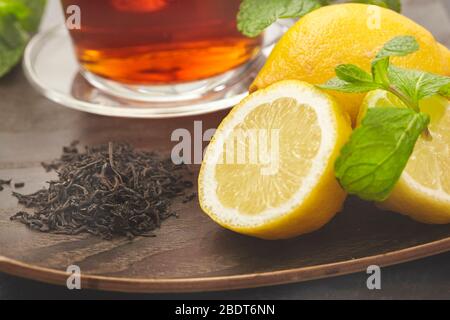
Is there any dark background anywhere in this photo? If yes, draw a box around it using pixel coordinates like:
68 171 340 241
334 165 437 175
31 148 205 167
1 0 449 300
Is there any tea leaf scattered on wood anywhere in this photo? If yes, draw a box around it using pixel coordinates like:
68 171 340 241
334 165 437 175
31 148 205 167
14 182 25 188
11 142 195 240
0 179 12 192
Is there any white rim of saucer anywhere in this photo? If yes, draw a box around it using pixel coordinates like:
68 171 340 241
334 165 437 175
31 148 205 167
23 24 284 119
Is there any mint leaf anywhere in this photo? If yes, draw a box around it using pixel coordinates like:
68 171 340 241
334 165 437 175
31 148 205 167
372 58 390 86
350 0 401 12
335 64 373 83
375 36 419 62
319 77 382 93
0 12 27 48
13 0 47 32
372 36 419 85
0 13 28 76
237 0 323 37
440 83 450 98
335 108 429 201
0 39 25 77
0 0 29 21
0 0 46 77
388 66 450 105
384 0 402 12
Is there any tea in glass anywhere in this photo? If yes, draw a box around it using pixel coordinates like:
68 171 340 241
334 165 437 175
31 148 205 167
62 0 261 86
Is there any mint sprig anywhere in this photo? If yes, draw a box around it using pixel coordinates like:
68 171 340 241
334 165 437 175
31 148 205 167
318 35 450 201
0 0 46 77
371 35 419 87
320 36 450 112
237 0 401 37
335 108 429 201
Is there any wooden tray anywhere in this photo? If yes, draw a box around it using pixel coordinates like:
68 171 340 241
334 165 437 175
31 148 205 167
1 70 450 293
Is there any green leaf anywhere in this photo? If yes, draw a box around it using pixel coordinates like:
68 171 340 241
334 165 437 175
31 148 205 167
0 0 47 32
320 65 382 92
335 108 430 201
335 64 373 83
15 0 47 32
381 0 402 12
375 35 419 61
350 0 401 12
372 35 419 86
237 0 322 37
372 57 390 85
388 65 450 105
0 0 47 77
319 77 383 93
0 12 27 48
440 83 450 98
0 37 25 77
0 13 28 76
0 0 29 21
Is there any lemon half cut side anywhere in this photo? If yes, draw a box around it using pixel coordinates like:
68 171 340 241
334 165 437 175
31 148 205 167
198 81 352 239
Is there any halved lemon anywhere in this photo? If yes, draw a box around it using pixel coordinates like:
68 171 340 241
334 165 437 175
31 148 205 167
360 90 450 224
198 81 352 239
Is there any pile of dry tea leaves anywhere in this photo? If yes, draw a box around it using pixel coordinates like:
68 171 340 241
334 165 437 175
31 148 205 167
11 142 195 240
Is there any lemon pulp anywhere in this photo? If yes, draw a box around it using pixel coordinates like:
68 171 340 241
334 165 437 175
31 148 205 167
216 98 321 215
404 98 450 196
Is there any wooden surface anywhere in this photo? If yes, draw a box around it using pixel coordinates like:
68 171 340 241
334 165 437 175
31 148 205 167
0 0 450 295
1 65 450 292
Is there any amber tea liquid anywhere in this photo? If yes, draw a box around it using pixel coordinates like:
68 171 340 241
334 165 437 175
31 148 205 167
62 0 261 85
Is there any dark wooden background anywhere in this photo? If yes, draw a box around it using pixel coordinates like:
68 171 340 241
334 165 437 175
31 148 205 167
0 0 449 299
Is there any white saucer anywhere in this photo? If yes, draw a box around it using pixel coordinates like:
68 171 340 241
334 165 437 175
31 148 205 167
23 24 285 119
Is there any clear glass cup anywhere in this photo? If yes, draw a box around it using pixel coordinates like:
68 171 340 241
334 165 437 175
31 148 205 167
61 0 262 102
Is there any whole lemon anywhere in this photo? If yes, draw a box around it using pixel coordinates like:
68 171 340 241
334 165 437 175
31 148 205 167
439 43 450 75
251 3 449 124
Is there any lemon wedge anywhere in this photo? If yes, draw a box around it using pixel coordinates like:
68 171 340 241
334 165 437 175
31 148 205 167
198 81 352 239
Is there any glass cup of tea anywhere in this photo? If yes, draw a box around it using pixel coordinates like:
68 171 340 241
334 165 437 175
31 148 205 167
61 0 262 102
